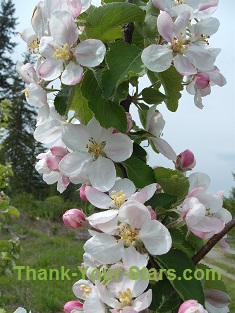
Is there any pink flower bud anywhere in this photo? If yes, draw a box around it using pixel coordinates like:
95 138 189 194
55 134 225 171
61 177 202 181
178 300 207 313
175 149 196 171
194 73 210 89
80 185 87 201
62 209 86 229
147 206 156 220
64 300 83 313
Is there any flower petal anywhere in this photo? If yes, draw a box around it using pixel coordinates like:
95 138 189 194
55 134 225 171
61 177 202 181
139 220 172 255
88 156 116 191
85 186 112 209
104 133 133 162
34 119 62 144
84 234 124 264
151 137 177 161
38 58 63 81
49 10 78 46
61 62 83 85
75 39 106 67
141 45 173 73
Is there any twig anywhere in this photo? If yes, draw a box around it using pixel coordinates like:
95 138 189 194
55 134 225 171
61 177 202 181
192 218 235 265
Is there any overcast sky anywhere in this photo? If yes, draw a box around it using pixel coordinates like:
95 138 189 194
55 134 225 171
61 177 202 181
12 0 235 196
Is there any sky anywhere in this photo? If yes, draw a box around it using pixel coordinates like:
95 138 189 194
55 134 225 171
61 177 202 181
11 0 235 196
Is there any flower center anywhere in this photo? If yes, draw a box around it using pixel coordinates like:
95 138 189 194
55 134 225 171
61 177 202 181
172 36 188 53
111 190 126 208
54 43 72 61
118 288 133 307
118 224 139 247
87 138 106 160
80 285 92 298
28 38 40 54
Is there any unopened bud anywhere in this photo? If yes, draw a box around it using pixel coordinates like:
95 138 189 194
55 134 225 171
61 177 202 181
175 149 196 172
64 300 83 313
63 209 86 229
178 300 207 313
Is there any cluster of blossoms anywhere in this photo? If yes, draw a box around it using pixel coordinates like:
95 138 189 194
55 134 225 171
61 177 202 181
14 0 233 312
141 0 226 108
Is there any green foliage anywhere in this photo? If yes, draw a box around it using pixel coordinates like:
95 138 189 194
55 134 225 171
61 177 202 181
0 54 46 196
149 279 181 312
156 66 183 112
102 41 145 99
141 87 167 104
70 84 93 124
154 167 190 199
54 85 75 116
156 249 205 305
84 2 145 41
0 0 17 99
81 69 127 132
122 155 156 188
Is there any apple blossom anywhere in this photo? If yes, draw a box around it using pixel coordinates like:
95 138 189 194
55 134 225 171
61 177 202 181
80 185 88 201
152 0 219 19
84 200 172 264
16 62 48 108
175 149 196 172
59 118 133 191
145 105 177 161
95 268 152 313
73 279 106 313
178 299 208 313
141 11 219 76
63 209 86 229
36 145 70 193
185 66 227 109
38 10 106 85
85 179 156 229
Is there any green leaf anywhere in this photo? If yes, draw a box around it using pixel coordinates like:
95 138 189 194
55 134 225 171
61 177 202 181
154 167 189 199
146 193 177 210
170 229 196 257
141 87 167 104
149 279 181 312
156 249 205 305
70 83 93 124
141 1 160 44
132 142 147 161
81 70 127 132
85 3 145 41
122 155 156 188
156 66 183 112
102 42 145 99
54 85 75 116
0 240 12 252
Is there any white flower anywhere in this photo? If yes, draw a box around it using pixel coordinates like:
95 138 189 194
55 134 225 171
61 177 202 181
95 267 152 313
59 118 133 191
84 200 172 264
38 10 106 85
85 179 156 230
141 11 218 75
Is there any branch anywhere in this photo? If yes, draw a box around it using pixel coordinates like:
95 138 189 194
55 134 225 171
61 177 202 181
192 218 235 265
122 0 135 44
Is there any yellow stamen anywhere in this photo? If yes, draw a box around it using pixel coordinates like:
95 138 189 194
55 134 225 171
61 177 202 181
118 288 133 307
54 43 72 61
111 190 127 208
80 285 92 298
28 38 40 54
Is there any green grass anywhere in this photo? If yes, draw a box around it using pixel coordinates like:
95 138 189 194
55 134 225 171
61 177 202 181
0 217 85 313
